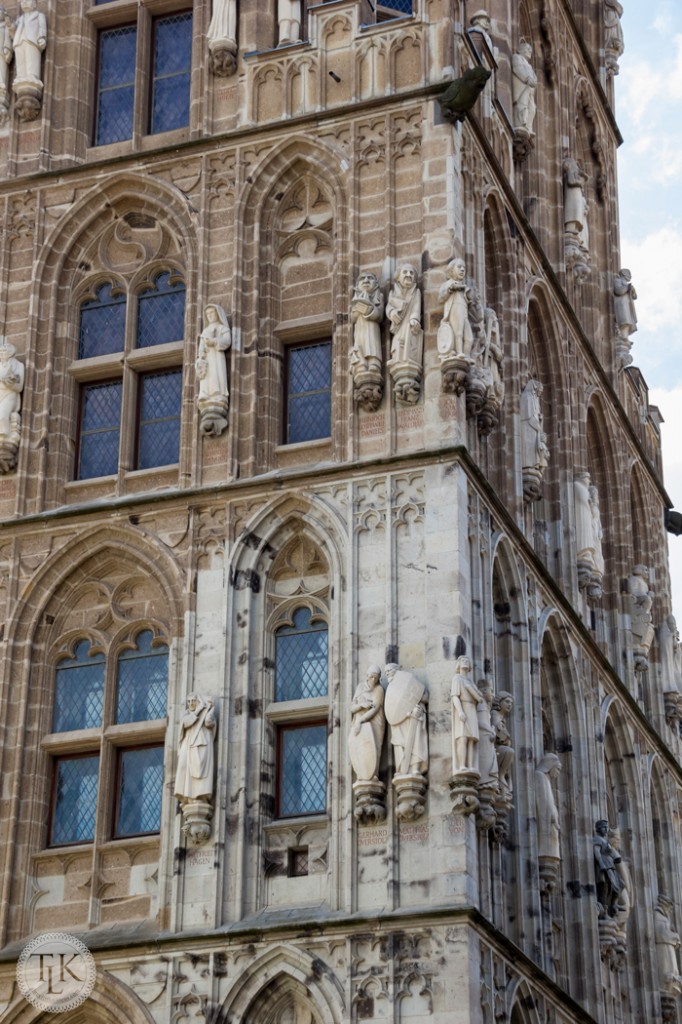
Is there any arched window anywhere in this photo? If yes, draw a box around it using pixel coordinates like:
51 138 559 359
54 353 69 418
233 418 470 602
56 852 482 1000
48 630 168 847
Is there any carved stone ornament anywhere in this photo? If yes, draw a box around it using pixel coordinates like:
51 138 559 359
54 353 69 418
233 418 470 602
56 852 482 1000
349 665 387 824
196 303 231 437
0 339 24 473
627 564 655 672
491 690 514 829
12 0 46 122
511 41 537 162
448 655 481 817
350 270 384 412
437 258 477 395
563 156 591 281
613 268 637 366
277 0 302 46
655 896 682 998
468 305 504 434
520 379 549 501
609 827 632 967
437 67 491 125
0 8 13 123
535 753 561 894
386 264 423 404
175 693 217 844
207 0 238 77
475 678 499 831
660 615 682 726
384 663 428 820
574 472 604 599
604 0 625 76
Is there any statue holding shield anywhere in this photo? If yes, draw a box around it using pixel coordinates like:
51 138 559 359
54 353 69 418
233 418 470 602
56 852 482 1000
384 663 429 820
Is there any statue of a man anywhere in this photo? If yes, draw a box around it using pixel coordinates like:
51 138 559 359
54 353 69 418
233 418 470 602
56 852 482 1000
627 565 655 666
384 663 428 776
350 271 384 373
655 896 682 995
437 258 475 359
174 694 217 805
450 655 484 773
593 819 623 917
0 8 13 99
613 268 637 341
512 41 537 135
535 753 561 860
197 303 231 403
12 0 46 85
386 263 423 365
348 665 386 783
520 379 549 471
277 0 301 46
563 156 589 250
492 691 514 799
207 0 237 50
575 472 595 569
660 614 682 694
604 0 624 71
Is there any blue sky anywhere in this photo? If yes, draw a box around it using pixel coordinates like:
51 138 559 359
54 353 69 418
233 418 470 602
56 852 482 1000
616 1 682 610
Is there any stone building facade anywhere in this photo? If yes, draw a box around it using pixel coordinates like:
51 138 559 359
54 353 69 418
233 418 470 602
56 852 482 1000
0 1 679 1023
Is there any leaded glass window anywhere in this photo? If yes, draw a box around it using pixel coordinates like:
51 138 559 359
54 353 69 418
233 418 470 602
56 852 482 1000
275 608 328 701
150 13 193 135
77 380 122 480
79 283 126 358
136 272 186 349
114 746 164 836
50 755 100 846
137 369 183 469
116 631 168 724
278 724 327 817
286 341 332 444
53 641 105 732
377 0 412 15
95 25 137 146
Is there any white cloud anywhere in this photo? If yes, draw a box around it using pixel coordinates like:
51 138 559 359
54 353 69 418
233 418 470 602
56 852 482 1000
621 226 682 338
653 1 676 36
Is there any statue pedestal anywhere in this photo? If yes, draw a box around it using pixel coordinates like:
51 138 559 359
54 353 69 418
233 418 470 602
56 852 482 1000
392 771 427 821
478 393 502 436
513 128 535 163
664 692 682 728
208 39 238 77
465 366 487 417
440 353 470 396
598 915 620 967
449 769 480 816
180 800 213 845
13 79 43 122
522 466 544 502
198 395 229 437
476 782 498 831
388 359 422 405
0 437 19 473
538 855 560 895
616 333 633 367
352 779 387 824
661 994 680 1024
352 366 384 412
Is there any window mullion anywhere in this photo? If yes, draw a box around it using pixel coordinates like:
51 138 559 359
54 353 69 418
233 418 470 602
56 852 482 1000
132 6 151 144
118 361 137 476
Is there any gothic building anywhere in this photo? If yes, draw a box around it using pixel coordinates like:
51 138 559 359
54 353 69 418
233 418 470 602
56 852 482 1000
0 2 679 1024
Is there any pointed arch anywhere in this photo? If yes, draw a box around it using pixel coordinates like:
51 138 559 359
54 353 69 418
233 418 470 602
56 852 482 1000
2 968 157 1024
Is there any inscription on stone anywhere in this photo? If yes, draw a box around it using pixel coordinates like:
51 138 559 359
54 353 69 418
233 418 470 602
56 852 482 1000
397 407 424 431
358 828 388 847
399 823 430 844
360 415 386 438
445 814 466 837
186 850 214 868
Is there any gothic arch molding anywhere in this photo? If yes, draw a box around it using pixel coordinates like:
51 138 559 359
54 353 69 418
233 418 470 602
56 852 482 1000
2 968 157 1024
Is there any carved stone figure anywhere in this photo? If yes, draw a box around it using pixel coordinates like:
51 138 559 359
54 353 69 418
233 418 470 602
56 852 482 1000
609 827 632 958
175 694 217 843
197 303 232 436
613 268 637 365
12 0 46 121
451 655 483 774
349 665 387 823
350 270 384 412
593 819 623 918
574 473 604 598
207 0 238 77
469 9 493 52
0 340 24 473
386 263 423 404
660 615 682 726
535 753 561 891
604 0 624 75
438 258 478 394
475 678 499 830
437 67 491 124
521 379 550 501
627 565 655 672
278 0 302 46
655 896 682 996
492 691 514 802
563 156 590 279
473 306 504 434
0 8 13 118
512 41 537 161
384 663 428 820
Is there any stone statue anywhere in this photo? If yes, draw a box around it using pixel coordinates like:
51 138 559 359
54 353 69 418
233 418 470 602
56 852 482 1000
563 156 590 278
469 9 493 51
12 0 46 121
608 827 632 952
521 379 549 501
512 41 537 140
384 663 428 820
437 67 491 124
175 693 217 843
0 8 13 116
659 615 682 725
469 306 505 433
350 270 384 412
593 819 623 918
590 485 605 580
278 0 302 46
535 753 561 861
386 263 423 403
613 268 637 364
655 896 682 996
574 473 604 597
604 0 624 74
450 655 484 774
349 665 385 783
196 303 232 436
0 340 24 473
438 258 475 359
207 0 238 77
492 691 514 801
627 565 655 671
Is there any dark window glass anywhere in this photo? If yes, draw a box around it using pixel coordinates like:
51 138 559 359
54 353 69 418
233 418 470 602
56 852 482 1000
51 755 100 845
278 724 326 817
116 631 168 724
53 641 106 732
286 341 332 444
275 608 328 701
377 0 412 14
137 369 182 469
77 380 122 480
150 13 192 134
95 26 137 145
114 747 164 836
136 272 186 348
79 283 126 359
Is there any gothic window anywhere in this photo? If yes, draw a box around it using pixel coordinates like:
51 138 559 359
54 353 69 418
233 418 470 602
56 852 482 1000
376 0 413 19
284 340 332 444
47 629 168 847
92 6 193 146
74 272 186 480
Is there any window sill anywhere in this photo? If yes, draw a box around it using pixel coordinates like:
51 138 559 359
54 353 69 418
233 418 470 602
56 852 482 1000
275 438 331 455
104 719 166 744
35 842 94 857
265 696 328 722
264 814 327 834
42 727 101 754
